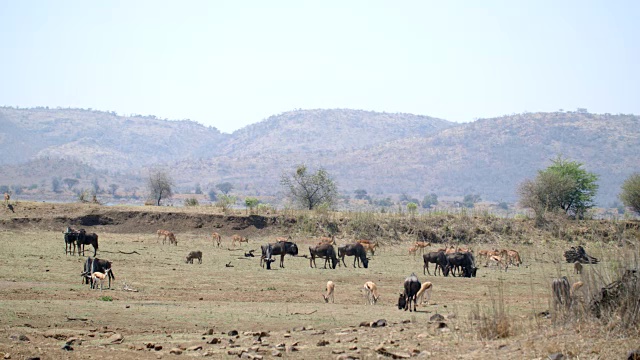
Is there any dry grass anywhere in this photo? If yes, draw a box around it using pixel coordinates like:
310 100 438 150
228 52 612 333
0 203 638 359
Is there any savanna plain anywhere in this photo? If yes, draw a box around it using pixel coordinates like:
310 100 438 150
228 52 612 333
0 202 638 359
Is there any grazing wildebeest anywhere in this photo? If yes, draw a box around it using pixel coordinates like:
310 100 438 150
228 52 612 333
81 257 115 289
309 244 339 269
423 251 449 276
186 250 203 264
77 229 99 257
398 273 421 312
446 252 477 278
337 243 369 268
63 227 80 255
261 241 299 269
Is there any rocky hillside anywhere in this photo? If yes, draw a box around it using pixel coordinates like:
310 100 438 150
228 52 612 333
1 107 638 206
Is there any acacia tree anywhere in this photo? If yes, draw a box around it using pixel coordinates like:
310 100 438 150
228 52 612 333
147 169 174 206
620 173 640 214
518 156 598 218
281 165 338 210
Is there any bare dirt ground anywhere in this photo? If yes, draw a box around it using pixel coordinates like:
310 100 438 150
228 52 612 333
0 202 638 359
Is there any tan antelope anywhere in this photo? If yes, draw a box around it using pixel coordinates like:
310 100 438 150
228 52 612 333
231 234 248 247
211 232 222 247
414 241 430 254
3 192 10 205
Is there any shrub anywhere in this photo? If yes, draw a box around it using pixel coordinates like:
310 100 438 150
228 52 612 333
99 296 113 302
184 198 199 207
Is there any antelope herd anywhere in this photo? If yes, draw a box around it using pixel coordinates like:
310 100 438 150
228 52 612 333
59 221 588 320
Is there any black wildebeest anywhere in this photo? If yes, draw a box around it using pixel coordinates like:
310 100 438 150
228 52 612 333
338 243 369 268
446 252 478 278
398 272 421 312
261 241 299 269
77 229 99 257
309 244 339 269
64 227 80 255
81 257 115 289
423 251 449 276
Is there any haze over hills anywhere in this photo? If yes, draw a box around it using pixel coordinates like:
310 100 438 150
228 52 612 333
0 106 638 206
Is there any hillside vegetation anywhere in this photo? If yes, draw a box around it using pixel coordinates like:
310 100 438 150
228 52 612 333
0 107 638 206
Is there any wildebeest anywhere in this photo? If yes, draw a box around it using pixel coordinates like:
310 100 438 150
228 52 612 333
77 229 99 257
63 227 80 255
398 273 421 312
338 243 369 268
81 257 115 289
261 241 299 269
423 251 449 276
186 250 203 264
446 252 477 278
309 244 339 269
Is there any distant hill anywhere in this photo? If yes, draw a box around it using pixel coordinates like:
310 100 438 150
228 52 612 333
1 107 638 206
0 107 226 170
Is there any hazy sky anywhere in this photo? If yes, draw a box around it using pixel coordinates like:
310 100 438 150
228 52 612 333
1 1 638 133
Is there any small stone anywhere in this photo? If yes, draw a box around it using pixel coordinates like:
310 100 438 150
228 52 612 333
154 345 163 351
371 319 387 328
2 354 9 360
293 326 306 331
349 345 358 350
61 344 73 351
283 333 291 338
169 348 183 355
332 349 345 354
203 329 214 335
548 353 564 360
65 337 79 345
430 314 445 322
286 345 298 353
402 319 411 324
446 313 457 319
187 345 202 351
207 337 220 344
271 349 282 357
317 339 330 346
359 321 370 327
628 350 640 360
228 330 238 336
275 343 286 350
9 334 30 342
108 333 124 344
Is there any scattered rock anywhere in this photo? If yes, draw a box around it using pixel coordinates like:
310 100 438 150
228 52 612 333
2 353 9 359
65 337 80 345
359 321 370 327
332 349 345 354
203 329 214 335
228 330 238 336
271 349 282 357
169 348 183 355
108 333 124 344
26 357 40 360
283 333 291 338
548 353 564 360
9 334 30 342
293 326 306 331
154 345 163 351
286 345 298 353
430 314 445 322
336 355 359 360
402 319 411 324
317 339 330 346
186 345 203 351
61 344 73 351
446 313 457 319
375 344 410 359
207 337 220 344
628 350 640 360
349 345 358 350
370 319 387 328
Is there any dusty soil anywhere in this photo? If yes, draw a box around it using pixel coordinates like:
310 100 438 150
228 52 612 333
0 202 638 359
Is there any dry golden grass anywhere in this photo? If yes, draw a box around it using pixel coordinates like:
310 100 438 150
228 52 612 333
0 203 638 359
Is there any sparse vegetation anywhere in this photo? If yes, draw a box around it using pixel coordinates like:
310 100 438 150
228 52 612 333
184 197 199 206
245 197 259 214
519 156 599 219
216 194 237 212
147 169 174 206
620 173 640 214
280 164 338 210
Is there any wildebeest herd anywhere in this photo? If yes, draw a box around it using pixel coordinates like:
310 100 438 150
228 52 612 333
62 226 593 316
